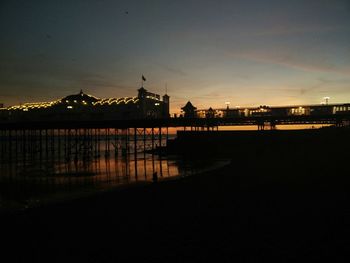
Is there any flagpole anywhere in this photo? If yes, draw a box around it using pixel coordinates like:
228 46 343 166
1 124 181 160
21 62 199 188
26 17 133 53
142 75 146 87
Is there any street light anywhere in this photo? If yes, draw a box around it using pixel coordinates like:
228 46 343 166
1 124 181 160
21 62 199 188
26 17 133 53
323 97 330 105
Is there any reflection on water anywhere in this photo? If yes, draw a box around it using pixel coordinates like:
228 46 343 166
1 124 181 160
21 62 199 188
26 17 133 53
0 134 226 211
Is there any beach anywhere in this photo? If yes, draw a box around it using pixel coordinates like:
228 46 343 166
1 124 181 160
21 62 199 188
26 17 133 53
2 128 350 262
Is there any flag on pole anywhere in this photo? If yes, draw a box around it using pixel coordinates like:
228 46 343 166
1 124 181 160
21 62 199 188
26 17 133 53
142 75 146 81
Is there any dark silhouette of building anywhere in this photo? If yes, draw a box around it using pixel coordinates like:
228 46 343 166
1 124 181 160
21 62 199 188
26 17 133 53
206 107 215 118
181 101 197 118
162 93 170 118
194 104 350 118
0 87 170 122
137 87 170 118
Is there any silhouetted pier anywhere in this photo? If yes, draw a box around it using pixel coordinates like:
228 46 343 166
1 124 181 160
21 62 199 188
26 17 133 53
0 113 349 163
0 113 350 130
1 113 349 130
0 127 168 165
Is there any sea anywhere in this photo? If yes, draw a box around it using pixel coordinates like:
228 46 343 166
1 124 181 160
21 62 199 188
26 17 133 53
0 133 228 211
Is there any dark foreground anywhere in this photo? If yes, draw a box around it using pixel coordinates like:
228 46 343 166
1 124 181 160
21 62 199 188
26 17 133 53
2 128 350 262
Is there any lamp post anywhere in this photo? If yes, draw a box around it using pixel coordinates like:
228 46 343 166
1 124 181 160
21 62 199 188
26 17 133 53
225 102 230 118
323 97 330 105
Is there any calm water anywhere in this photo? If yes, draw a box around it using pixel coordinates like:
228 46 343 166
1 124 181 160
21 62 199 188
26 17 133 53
0 134 227 211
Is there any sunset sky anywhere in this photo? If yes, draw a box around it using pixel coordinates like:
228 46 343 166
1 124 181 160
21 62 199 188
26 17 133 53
1 0 349 113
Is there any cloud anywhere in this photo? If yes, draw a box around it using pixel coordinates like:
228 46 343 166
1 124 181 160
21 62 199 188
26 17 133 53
288 77 350 98
228 50 350 75
153 62 187 77
0 53 139 99
253 25 345 37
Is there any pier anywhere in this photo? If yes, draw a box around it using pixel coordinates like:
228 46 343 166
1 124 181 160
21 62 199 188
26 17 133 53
1 113 349 165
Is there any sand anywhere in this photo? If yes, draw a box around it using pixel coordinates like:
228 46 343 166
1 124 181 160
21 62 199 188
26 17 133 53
2 128 350 262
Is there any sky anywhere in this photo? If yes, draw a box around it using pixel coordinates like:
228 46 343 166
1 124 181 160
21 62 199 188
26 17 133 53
0 0 349 113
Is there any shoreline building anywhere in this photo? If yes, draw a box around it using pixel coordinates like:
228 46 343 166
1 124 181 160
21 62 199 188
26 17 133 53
181 101 197 118
182 101 350 118
0 87 170 122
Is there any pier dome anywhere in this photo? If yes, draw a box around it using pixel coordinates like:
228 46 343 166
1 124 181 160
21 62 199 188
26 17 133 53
62 90 100 104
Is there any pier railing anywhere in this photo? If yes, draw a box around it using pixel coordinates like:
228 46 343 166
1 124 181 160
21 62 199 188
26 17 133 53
0 114 349 130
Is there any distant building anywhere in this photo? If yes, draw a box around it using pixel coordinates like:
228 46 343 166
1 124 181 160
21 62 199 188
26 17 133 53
0 103 4 108
162 93 170 118
181 101 197 118
206 107 215 118
194 103 350 118
0 87 170 122
137 87 170 118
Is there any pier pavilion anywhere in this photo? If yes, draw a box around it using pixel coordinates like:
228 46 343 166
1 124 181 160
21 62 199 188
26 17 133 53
0 87 170 122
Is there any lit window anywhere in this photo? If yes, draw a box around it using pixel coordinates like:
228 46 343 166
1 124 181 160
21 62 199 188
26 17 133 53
67 106 73 109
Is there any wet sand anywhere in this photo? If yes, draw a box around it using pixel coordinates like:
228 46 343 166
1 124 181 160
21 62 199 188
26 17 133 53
2 128 350 262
